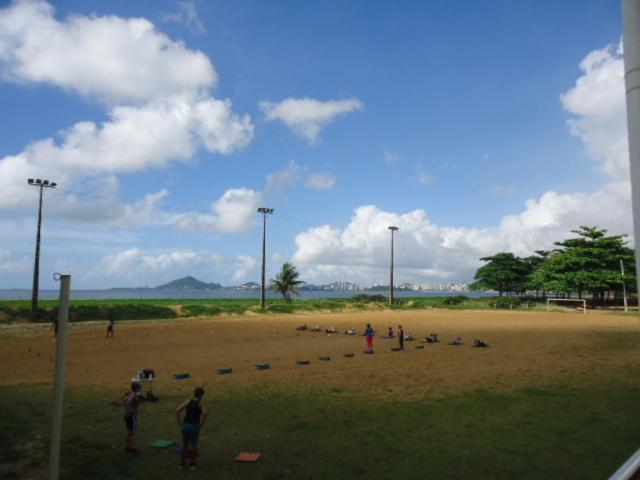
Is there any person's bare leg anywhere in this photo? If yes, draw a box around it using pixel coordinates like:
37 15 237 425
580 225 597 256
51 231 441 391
180 441 189 467
126 431 136 451
190 444 198 468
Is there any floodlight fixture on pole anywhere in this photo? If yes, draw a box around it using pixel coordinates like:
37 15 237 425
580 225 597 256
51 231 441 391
388 226 399 307
27 178 57 322
258 207 274 309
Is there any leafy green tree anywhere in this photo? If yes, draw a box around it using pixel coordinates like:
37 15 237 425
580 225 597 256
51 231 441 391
472 227 635 303
555 226 635 302
526 226 635 302
270 263 304 303
524 251 551 298
470 253 530 296
528 252 572 297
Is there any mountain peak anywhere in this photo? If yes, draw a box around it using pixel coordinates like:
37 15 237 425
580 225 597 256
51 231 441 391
155 276 222 290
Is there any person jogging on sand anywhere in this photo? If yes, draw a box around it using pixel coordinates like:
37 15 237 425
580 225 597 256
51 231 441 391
176 387 208 470
121 381 145 454
364 323 375 352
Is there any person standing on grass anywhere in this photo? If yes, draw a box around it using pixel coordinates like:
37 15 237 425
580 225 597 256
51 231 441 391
176 387 208 470
364 323 375 352
106 308 115 338
398 324 404 350
121 381 144 454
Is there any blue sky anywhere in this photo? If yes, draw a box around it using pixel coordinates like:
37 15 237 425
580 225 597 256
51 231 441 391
0 0 632 288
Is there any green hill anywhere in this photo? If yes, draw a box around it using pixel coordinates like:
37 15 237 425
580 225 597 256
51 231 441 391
155 276 222 290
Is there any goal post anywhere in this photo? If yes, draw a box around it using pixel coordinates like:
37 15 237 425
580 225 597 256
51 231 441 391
546 298 586 314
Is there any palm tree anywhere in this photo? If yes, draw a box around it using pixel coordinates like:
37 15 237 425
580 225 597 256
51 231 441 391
270 263 304 303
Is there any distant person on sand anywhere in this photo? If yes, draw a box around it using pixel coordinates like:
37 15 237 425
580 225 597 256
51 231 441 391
364 323 374 352
106 308 115 338
398 325 404 350
176 387 208 471
387 326 394 338
121 381 145 454
426 333 439 343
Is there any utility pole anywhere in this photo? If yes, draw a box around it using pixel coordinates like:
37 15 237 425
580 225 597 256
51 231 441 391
28 178 57 321
621 259 629 313
258 207 274 309
388 226 399 307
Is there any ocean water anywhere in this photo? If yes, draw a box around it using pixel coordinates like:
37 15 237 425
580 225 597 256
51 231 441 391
0 289 495 301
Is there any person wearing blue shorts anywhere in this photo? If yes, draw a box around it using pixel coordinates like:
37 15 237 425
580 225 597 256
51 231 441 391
176 387 208 470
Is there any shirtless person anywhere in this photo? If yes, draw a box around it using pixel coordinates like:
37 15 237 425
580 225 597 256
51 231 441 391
121 381 144 454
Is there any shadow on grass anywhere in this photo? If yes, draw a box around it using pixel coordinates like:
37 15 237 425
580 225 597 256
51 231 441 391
1 382 638 479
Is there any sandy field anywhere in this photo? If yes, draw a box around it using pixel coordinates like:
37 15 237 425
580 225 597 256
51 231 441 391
0 309 637 399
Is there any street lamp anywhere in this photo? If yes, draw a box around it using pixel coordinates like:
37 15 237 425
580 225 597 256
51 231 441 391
388 226 399 307
27 178 57 321
258 207 274 309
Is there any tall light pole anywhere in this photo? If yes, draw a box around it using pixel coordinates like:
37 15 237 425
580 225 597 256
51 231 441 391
258 207 274 309
28 178 57 321
388 226 399 307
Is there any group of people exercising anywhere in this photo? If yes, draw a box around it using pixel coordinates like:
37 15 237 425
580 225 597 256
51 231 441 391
117 323 487 469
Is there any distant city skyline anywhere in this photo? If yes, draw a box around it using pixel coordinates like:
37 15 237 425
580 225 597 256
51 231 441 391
0 0 631 289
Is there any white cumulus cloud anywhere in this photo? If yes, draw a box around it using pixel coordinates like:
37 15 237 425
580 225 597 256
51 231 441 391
171 187 262 233
260 97 362 144
560 43 628 179
0 0 253 227
0 0 215 104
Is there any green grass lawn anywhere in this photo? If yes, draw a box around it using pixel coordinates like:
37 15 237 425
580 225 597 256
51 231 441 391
0 296 551 324
1 382 638 479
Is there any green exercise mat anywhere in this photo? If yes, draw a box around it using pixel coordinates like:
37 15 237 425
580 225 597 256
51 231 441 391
149 439 174 448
